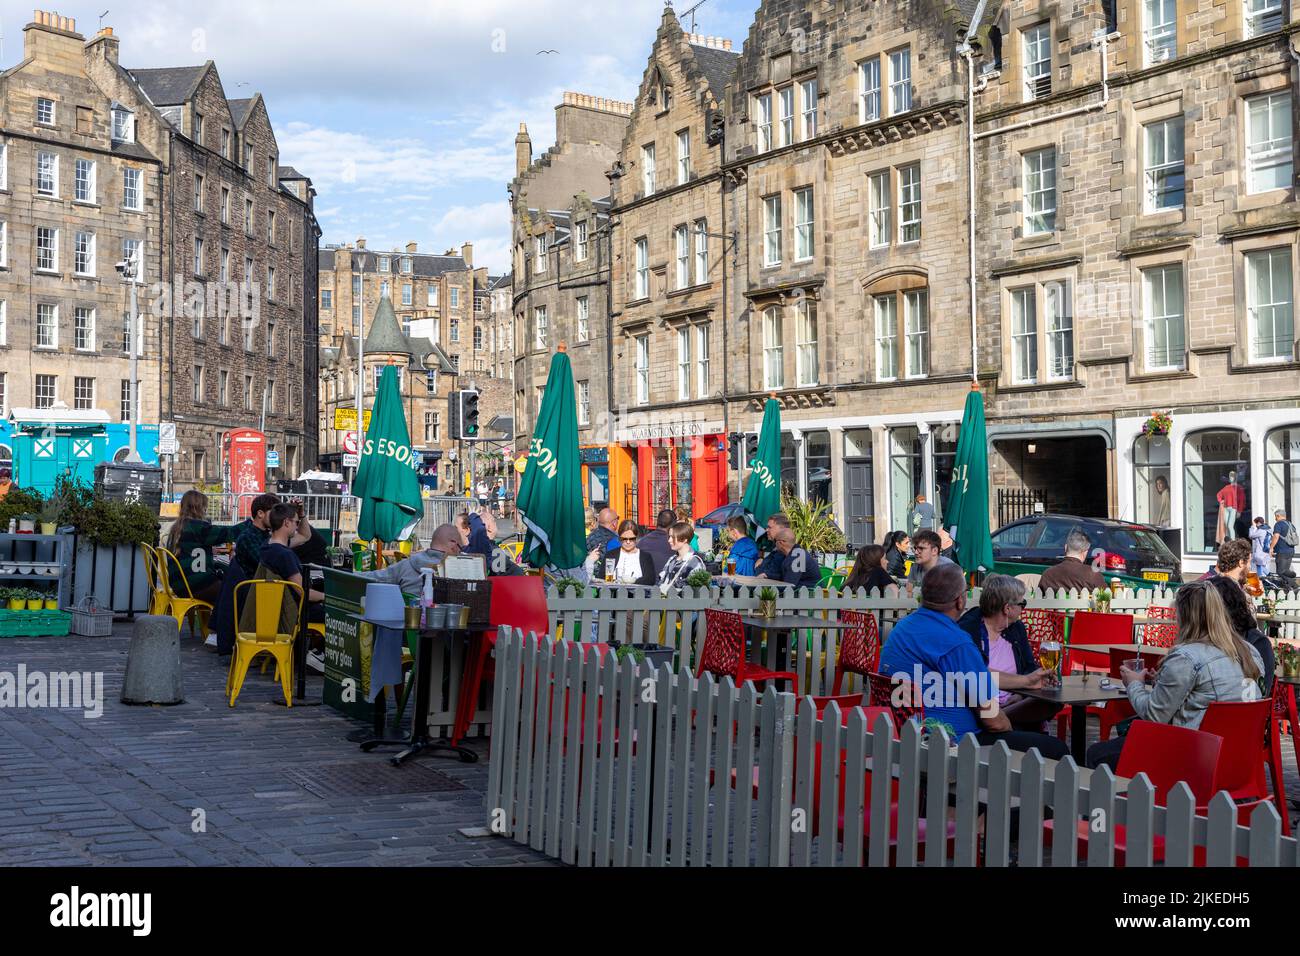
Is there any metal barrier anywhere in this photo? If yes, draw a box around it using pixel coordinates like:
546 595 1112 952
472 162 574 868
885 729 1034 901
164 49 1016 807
486 629 1299 867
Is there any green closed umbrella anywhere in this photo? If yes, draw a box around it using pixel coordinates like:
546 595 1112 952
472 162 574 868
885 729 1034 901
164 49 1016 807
741 396 783 534
946 384 994 576
516 346 586 572
353 364 422 543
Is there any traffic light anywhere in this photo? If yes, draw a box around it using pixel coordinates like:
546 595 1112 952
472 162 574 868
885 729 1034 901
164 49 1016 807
727 433 744 471
460 389 482 441
743 433 757 468
448 392 463 441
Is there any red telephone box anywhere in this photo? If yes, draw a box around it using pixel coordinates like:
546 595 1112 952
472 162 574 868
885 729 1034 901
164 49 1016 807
223 428 266 517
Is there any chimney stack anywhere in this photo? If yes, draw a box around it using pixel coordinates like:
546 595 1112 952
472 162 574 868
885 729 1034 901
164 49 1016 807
86 24 119 64
461 242 474 269
25 9 84 61
357 237 367 249
406 241 418 254
515 123 532 176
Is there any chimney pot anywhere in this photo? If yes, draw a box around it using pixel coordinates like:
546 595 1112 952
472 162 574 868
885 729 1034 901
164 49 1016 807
357 237 367 249
406 241 418 254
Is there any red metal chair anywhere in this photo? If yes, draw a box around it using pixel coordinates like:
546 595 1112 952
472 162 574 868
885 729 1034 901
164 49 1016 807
1067 611 1134 672
1057 647 1165 743
830 610 881 695
1020 608 1066 666
697 608 796 690
1045 720 1223 865
1141 604 1177 648
1200 698 1287 831
866 672 925 729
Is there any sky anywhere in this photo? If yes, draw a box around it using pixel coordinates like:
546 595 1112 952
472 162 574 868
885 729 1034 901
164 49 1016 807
4 0 760 273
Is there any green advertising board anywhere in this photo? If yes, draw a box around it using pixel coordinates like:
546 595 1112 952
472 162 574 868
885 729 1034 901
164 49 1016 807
323 568 375 720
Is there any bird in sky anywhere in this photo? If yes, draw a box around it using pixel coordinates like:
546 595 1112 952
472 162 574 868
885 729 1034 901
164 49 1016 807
536 49 559 54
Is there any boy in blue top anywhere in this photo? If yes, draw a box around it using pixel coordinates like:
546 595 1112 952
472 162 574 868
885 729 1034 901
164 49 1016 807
726 516 759 576
878 564 1066 757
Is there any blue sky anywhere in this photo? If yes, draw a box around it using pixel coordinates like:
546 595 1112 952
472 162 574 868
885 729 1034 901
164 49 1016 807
15 1 761 273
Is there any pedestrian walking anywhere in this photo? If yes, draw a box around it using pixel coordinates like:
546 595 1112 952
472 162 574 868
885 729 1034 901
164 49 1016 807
1249 517 1271 578
1271 508 1298 579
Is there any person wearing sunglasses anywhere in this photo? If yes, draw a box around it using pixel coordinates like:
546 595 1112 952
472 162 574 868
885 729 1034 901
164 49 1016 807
607 519 656 586
956 574 1061 732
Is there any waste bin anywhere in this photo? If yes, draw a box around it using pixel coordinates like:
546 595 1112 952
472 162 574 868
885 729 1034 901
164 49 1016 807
94 462 164 513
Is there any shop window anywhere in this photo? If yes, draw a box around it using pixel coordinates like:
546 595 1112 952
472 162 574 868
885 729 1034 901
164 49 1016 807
805 431 831 507
1183 429 1251 554
1134 435 1172 527
932 426 958 528
780 432 798 495
889 426 923 534
1265 426 1300 525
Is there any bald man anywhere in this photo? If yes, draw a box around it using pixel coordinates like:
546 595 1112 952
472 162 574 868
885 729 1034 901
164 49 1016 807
878 563 1065 758
362 524 463 591
585 507 620 554
759 527 821 589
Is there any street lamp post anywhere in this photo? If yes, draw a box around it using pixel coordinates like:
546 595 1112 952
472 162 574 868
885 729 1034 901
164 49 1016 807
116 250 143 464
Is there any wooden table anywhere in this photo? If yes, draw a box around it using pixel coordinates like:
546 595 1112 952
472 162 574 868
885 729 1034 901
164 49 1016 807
1010 675 1129 764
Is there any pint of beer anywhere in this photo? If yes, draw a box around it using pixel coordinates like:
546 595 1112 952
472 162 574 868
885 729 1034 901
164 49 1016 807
1039 640 1062 675
605 559 616 583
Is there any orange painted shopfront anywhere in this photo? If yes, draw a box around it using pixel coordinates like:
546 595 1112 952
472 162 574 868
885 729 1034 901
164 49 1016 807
631 434 727 526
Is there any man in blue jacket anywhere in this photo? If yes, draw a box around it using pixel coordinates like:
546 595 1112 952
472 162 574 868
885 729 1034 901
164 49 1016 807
762 528 821 588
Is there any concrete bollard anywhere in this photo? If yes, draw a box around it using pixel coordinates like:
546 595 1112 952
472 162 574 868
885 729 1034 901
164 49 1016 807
120 615 185 706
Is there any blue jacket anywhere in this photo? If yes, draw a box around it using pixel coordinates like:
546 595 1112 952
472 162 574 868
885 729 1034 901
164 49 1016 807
729 536 759 576
956 607 1037 676
464 513 494 560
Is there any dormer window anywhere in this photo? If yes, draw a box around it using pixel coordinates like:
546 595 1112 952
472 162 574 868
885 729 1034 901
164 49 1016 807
379 256 391 273
111 107 134 144
401 256 412 274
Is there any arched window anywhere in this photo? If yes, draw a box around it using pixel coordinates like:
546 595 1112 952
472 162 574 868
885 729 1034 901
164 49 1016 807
1265 425 1300 524
1134 434 1172 527
1183 429 1250 554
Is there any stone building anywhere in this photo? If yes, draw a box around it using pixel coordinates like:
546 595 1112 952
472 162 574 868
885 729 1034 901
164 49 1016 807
317 242 511 492
0 12 166 487
510 93 633 509
79 15 320 491
485 272 514 382
609 14 740 524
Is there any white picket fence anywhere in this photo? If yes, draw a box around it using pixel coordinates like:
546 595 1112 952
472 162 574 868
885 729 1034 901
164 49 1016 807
484 628 1300 867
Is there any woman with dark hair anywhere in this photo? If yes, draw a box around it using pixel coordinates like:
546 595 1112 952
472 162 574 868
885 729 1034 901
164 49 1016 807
164 489 238 603
1209 575 1273 694
609 519 656 585
884 531 911 581
844 544 898 595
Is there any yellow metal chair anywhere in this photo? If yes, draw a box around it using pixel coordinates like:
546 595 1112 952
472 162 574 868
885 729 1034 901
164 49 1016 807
156 548 214 639
227 578 303 707
140 545 170 617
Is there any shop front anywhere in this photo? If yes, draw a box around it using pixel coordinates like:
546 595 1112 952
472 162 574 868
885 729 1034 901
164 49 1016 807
1116 408 1300 574
614 418 726 526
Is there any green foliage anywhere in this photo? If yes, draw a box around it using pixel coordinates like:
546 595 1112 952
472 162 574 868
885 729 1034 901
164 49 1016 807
76 499 160 548
0 487 44 530
780 490 846 554
757 586 778 602
554 576 585 597
614 643 645 664
686 569 714 589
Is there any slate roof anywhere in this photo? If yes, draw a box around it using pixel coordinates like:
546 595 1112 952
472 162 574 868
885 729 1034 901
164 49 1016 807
362 295 411 355
688 43 740 104
227 98 254 128
278 165 307 180
317 248 468 276
129 65 207 106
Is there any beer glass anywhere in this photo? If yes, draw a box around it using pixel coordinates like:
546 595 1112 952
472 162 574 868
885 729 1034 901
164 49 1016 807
605 558 616 583
1039 640 1062 678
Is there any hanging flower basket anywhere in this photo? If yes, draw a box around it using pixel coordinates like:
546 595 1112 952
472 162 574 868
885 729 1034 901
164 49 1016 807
1142 411 1173 437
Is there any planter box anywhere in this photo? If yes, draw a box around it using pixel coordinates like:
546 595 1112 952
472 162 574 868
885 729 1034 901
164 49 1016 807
72 540 149 617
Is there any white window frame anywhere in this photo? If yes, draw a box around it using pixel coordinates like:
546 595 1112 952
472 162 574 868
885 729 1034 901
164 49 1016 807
904 290 929 379
874 295 898 382
763 195 782 266
860 57 881 123
898 163 921 243
1143 0 1177 64
693 219 708 283
1142 265 1186 371
801 79 818 139
635 238 649 299
1044 280 1075 380
677 327 693 400
778 86 795 146
889 49 913 115
111 108 135 144
36 303 59 349
642 143 657 195
1244 0 1285 37
402 283 412 306
534 305 548 350
635 334 650 405
35 375 57 409
194 173 204 213
677 130 691 185
73 376 95 411
577 381 591 426
1023 23 1052 101
74 231 95 277
123 167 142 211
577 295 590 342
1023 147 1057 235
869 170 891 248
74 306 96 352
575 221 589 262
37 151 58 197
221 187 231 224
427 285 438 307
794 187 814 261
762 306 785 390
796 299 818 386
1246 248 1294 362
756 93 773 151
674 224 690 290
534 236 547 274
36 227 58 273
37 98 56 126
1144 115 1185 212
1246 91 1293 195
75 158 96 203
193 236 205 276
122 239 143 284
1010 287 1039 384
696 324 710 396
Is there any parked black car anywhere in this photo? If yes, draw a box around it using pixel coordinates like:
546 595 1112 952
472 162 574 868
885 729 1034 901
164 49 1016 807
991 514 1182 589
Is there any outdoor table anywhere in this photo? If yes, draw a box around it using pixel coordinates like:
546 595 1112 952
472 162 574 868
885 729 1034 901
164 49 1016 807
736 613 851 674
1081 643 1170 658
1010 675 1128 764
714 574 774 589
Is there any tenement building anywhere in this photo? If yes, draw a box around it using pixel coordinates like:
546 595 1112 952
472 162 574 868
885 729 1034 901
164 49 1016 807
510 93 633 510
539 0 1299 574
0 12 166 491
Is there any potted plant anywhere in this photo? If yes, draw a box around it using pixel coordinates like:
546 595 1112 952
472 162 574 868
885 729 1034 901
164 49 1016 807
686 568 714 593
0 588 9 612
24 588 43 611
38 497 61 536
5 589 21 612
16 513 37 534
1281 644 1300 680
612 638 675 673
757 586 778 619
43 589 59 611
554 576 585 598
1142 410 1173 438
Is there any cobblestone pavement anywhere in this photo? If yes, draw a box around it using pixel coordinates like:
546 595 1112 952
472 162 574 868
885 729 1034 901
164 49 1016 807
0 623 555 867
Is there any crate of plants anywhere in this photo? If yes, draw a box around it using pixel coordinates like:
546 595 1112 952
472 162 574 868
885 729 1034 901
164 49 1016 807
68 597 115 638
0 588 70 638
